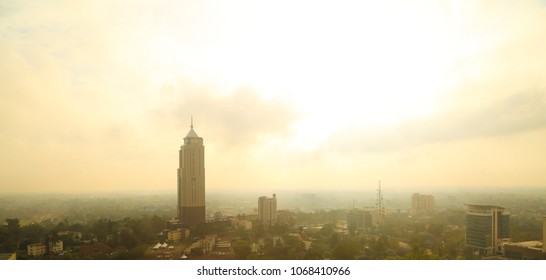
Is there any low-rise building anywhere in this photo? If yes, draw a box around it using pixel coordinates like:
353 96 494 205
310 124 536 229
58 231 83 242
27 240 64 257
231 218 252 230
0 252 16 260
167 228 190 241
202 235 216 253
504 216 546 260
504 241 546 260
216 238 231 251
27 243 47 257
49 240 63 254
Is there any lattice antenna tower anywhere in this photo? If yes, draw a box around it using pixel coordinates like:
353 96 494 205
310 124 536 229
376 180 385 225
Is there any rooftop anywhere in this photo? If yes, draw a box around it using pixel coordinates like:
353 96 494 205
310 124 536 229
506 240 543 250
465 204 505 210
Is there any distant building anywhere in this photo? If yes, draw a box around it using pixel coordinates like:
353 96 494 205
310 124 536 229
258 194 277 226
504 241 546 260
49 240 63 254
411 193 435 216
0 252 16 260
27 243 46 257
216 238 232 251
231 217 253 230
177 117 206 225
58 231 82 242
347 209 373 230
503 216 546 260
27 240 63 257
465 204 510 256
185 235 216 255
277 209 296 225
167 228 190 241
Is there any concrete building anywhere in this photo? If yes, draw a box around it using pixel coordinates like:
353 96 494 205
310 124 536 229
28 240 64 256
49 240 63 254
503 215 546 260
465 204 510 256
258 194 277 226
185 235 216 255
277 210 296 225
231 218 253 230
347 209 373 230
0 252 16 260
216 238 232 251
27 243 46 257
177 117 206 225
504 241 545 260
58 231 82 242
411 193 435 216
167 228 190 241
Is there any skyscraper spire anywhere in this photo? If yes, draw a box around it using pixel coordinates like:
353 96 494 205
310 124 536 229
185 115 199 138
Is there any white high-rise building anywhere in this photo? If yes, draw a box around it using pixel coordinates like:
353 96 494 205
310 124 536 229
258 194 277 226
177 117 205 224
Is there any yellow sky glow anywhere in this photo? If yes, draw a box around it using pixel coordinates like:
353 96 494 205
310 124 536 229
1 0 546 193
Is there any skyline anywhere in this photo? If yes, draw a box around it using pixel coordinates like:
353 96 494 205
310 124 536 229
1 1 546 193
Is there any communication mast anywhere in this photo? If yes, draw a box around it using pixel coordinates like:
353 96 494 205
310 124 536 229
376 180 384 226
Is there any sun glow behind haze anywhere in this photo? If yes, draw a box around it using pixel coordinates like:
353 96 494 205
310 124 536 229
1 0 546 193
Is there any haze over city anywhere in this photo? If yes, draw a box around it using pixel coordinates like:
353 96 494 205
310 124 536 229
1 0 546 194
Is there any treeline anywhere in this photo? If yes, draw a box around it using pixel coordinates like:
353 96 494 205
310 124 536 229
226 209 471 260
0 215 167 259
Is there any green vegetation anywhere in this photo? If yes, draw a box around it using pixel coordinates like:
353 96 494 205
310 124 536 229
2 190 545 260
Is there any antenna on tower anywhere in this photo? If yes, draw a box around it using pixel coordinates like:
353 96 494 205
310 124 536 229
191 115 194 129
376 180 384 226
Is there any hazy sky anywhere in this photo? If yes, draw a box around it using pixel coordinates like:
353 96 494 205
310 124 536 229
1 0 545 193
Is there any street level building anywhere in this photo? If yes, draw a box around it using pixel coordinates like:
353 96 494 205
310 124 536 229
465 204 510 256
258 194 277 226
177 117 206 225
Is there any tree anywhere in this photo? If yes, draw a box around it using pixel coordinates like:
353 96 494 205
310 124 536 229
119 228 138 250
232 240 251 259
333 240 360 260
2 219 21 251
213 212 223 220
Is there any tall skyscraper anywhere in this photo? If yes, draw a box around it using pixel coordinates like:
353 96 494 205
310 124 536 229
258 194 277 226
465 204 510 256
177 117 205 225
411 193 435 216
